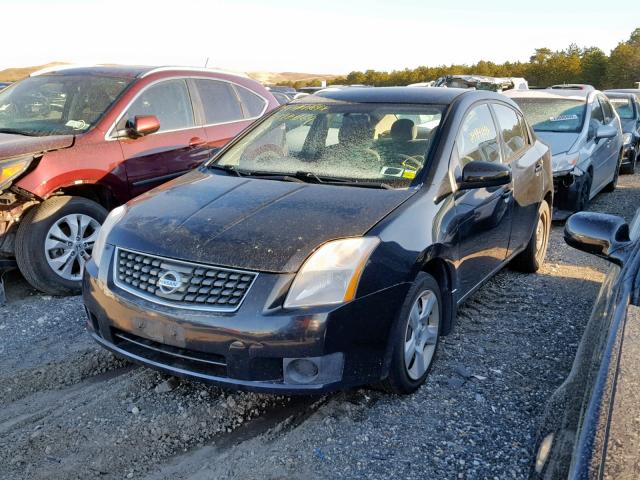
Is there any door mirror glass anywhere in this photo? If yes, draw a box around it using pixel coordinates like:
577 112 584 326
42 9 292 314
595 124 617 140
126 115 160 138
564 212 631 265
458 160 512 190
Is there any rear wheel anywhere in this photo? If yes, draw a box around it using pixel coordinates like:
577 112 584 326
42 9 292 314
15 196 107 295
511 201 551 273
381 272 442 394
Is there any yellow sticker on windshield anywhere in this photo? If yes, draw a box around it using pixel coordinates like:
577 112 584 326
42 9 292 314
402 170 416 179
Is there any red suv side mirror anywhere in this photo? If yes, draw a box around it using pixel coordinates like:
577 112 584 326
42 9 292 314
126 115 160 138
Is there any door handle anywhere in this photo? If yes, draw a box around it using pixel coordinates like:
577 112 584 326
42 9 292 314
534 162 543 174
188 137 206 148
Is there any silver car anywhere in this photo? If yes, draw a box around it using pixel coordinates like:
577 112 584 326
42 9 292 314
506 89 623 219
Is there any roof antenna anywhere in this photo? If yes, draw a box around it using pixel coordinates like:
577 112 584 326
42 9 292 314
204 57 209 68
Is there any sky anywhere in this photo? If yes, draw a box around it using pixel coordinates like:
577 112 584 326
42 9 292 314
1 0 639 74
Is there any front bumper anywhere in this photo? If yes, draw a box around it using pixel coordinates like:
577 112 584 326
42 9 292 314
83 251 410 394
552 168 589 220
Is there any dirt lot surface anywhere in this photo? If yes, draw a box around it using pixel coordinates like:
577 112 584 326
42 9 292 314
2 173 639 480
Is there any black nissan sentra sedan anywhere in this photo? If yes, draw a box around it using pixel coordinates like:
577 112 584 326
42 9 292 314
83 87 553 394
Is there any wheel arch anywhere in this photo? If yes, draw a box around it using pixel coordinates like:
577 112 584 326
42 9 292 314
47 182 118 211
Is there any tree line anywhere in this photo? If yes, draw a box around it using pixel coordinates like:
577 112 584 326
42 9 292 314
281 28 640 90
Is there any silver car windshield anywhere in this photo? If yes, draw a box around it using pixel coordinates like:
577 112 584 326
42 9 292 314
212 102 445 189
609 97 635 119
0 75 132 136
513 98 586 133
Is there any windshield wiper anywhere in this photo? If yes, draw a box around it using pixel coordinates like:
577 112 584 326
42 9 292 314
208 164 243 176
0 128 39 136
293 171 394 189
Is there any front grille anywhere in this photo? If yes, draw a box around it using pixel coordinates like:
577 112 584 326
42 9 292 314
112 329 228 377
113 247 257 312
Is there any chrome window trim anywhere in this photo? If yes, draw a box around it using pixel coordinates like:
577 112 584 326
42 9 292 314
104 75 269 141
112 246 258 313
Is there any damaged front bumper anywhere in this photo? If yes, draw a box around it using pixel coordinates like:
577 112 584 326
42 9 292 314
552 167 587 221
0 189 37 257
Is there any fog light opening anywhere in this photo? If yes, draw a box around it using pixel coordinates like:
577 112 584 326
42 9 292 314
286 358 319 384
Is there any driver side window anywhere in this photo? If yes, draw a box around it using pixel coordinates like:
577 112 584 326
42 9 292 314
455 104 501 169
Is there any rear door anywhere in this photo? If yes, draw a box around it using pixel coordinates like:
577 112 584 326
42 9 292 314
453 103 514 299
491 103 542 256
191 79 268 155
117 78 209 197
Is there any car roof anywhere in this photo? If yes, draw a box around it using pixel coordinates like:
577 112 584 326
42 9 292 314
604 91 636 99
504 89 590 101
296 86 487 105
31 65 249 80
605 89 640 95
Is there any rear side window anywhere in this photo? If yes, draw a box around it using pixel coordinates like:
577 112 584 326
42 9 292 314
456 104 501 166
194 79 244 124
234 85 267 118
493 104 528 163
123 79 194 132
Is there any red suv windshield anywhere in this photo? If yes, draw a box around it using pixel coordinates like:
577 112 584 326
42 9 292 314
0 75 132 136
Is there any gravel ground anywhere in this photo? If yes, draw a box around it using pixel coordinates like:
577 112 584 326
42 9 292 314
1 173 639 480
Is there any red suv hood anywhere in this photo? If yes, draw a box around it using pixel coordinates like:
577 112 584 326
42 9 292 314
0 133 74 160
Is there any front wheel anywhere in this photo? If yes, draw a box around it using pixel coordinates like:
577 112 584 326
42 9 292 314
15 196 107 295
511 200 551 273
381 272 442 394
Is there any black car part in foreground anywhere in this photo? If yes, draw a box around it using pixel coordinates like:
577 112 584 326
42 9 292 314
84 87 553 394
532 209 640 478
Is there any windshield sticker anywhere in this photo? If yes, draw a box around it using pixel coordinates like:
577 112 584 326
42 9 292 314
549 114 578 122
65 119 89 130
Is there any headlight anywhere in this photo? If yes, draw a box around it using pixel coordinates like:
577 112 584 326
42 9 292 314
623 133 632 146
92 205 127 266
284 237 380 308
0 155 32 191
551 153 579 173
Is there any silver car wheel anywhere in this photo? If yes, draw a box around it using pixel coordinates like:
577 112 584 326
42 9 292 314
404 289 440 380
44 213 101 281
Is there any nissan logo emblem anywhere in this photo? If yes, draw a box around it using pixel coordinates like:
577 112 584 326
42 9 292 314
157 270 182 295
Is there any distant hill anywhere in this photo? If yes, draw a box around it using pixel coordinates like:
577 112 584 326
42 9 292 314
0 62 68 81
248 71 339 85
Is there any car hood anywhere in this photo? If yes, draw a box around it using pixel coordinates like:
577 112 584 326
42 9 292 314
534 131 580 155
0 132 74 160
110 170 415 273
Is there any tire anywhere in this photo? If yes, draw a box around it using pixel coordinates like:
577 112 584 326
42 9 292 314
15 196 107 296
511 201 551 273
620 154 635 175
381 272 442 395
603 156 621 192
574 171 592 212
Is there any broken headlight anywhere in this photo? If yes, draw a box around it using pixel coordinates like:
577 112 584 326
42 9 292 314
623 133 632 146
0 155 32 192
551 153 579 175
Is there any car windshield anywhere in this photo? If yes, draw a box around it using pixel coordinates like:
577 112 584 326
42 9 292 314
0 74 132 136
609 97 635 119
512 97 586 133
211 101 445 189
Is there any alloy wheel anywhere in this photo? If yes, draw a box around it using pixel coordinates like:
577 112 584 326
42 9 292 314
44 213 101 281
404 290 440 380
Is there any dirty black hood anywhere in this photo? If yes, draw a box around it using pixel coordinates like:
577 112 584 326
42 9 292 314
0 132 74 160
109 170 415 273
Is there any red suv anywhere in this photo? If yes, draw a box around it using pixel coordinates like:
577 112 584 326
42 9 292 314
0 65 278 295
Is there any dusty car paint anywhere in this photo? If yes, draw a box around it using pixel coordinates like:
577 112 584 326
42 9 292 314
84 87 553 393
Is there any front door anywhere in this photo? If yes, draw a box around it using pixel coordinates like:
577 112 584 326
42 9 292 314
117 78 209 197
453 104 514 299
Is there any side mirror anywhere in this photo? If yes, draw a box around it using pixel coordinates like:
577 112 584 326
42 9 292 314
564 212 631 265
595 124 617 140
126 115 160 138
458 161 511 190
